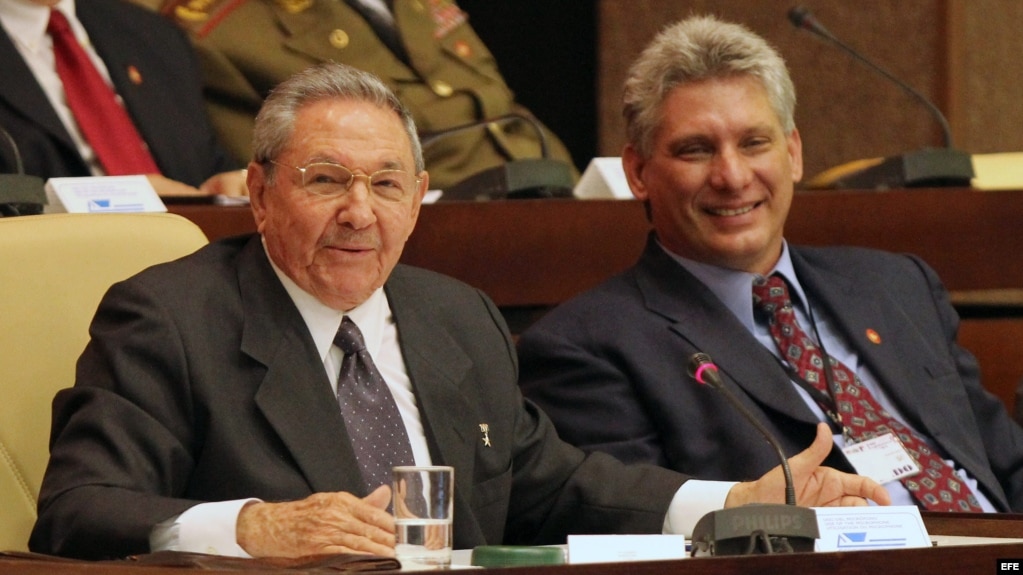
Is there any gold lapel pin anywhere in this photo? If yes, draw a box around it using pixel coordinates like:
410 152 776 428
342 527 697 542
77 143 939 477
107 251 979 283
127 65 143 85
866 329 882 344
479 423 491 447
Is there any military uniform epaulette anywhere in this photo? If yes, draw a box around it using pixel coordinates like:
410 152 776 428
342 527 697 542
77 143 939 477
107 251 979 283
160 0 254 37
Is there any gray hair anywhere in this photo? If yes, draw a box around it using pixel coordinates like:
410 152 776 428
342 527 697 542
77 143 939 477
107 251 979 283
623 15 796 158
252 61 424 178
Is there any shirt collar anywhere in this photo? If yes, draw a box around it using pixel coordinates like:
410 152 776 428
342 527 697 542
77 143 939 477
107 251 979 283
659 239 810 330
263 242 390 362
1 0 79 53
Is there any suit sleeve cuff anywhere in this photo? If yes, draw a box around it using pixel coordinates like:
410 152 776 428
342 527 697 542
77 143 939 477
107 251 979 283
662 480 737 537
149 498 260 557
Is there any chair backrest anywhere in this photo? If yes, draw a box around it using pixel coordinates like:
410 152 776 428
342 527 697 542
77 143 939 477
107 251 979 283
0 213 209 552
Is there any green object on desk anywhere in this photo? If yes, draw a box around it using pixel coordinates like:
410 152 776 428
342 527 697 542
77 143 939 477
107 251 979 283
470 546 566 567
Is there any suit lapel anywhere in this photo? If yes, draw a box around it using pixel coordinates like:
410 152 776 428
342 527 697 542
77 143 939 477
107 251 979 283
235 238 365 495
790 249 956 440
785 250 932 429
635 238 819 426
384 268 474 475
0 28 76 149
76 1 165 161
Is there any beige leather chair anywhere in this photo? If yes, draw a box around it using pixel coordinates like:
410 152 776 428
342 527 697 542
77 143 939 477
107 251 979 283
0 213 208 552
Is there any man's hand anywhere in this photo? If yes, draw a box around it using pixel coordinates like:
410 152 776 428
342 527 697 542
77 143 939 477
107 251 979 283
143 171 249 198
725 422 892 508
145 174 204 197
236 486 395 558
200 169 249 197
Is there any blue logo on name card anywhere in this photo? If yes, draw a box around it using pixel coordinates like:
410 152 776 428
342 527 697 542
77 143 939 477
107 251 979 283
837 532 907 549
88 199 144 212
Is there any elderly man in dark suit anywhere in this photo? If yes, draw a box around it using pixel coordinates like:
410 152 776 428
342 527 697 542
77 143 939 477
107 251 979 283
519 15 1023 515
0 0 243 196
29 61 886 560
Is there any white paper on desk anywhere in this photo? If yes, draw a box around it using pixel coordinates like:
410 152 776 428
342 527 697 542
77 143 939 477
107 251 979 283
45 175 166 213
213 194 250 206
567 534 687 564
422 189 443 204
814 505 930 552
573 157 632 199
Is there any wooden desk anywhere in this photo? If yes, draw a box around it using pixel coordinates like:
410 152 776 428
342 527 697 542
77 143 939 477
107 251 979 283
168 188 1023 413
2 514 1021 574
169 188 1023 299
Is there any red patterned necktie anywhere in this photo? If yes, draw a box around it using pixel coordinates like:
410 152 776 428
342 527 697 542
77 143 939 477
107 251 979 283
47 9 160 176
334 317 415 492
752 274 981 512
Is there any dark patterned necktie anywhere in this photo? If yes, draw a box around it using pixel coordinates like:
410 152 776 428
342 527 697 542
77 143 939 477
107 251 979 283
335 317 414 492
47 9 161 176
752 274 981 512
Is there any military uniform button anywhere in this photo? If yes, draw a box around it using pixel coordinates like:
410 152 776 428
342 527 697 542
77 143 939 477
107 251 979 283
432 81 453 97
329 29 349 49
453 40 471 59
276 0 312 13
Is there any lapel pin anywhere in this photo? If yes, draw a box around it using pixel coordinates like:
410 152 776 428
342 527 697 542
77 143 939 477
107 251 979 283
127 65 143 85
479 423 491 447
865 329 882 344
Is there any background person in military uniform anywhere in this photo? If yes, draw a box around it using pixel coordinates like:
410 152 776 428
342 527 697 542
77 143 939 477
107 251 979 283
148 0 577 191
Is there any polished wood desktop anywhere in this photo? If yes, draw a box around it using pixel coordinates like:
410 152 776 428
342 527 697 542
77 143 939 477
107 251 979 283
168 188 1023 413
2 514 1021 574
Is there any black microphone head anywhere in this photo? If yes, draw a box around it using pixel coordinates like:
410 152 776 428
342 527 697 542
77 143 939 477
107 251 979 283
787 5 833 39
787 5 811 28
687 352 720 387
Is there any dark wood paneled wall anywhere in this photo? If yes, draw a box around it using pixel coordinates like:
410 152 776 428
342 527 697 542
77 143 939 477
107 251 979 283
598 1 948 181
949 0 1023 154
460 1 1023 182
596 1 1023 183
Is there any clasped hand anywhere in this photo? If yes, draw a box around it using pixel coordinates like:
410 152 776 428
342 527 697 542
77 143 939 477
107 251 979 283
236 485 394 558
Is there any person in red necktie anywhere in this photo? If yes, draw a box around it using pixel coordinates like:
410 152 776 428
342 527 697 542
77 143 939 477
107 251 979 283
0 0 247 197
518 14 1023 516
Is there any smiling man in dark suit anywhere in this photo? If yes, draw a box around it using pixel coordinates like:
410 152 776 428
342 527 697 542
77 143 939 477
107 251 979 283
29 61 887 560
518 15 1023 515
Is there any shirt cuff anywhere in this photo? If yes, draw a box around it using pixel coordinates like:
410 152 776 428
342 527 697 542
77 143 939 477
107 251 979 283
661 480 737 537
149 499 260 557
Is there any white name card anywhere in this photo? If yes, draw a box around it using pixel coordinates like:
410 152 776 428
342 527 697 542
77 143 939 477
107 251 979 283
573 157 633 200
814 505 930 552
567 534 687 564
45 175 166 214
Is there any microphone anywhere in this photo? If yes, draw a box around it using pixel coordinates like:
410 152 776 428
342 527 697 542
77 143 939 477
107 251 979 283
686 353 819 556
788 5 975 190
420 113 574 201
688 353 796 506
0 124 46 217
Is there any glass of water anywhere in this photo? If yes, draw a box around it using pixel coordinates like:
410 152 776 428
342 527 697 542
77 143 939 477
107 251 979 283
393 465 454 569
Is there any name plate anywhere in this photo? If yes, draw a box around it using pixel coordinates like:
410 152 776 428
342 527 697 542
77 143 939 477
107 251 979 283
573 157 632 200
45 176 166 213
814 505 930 552
567 534 687 564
